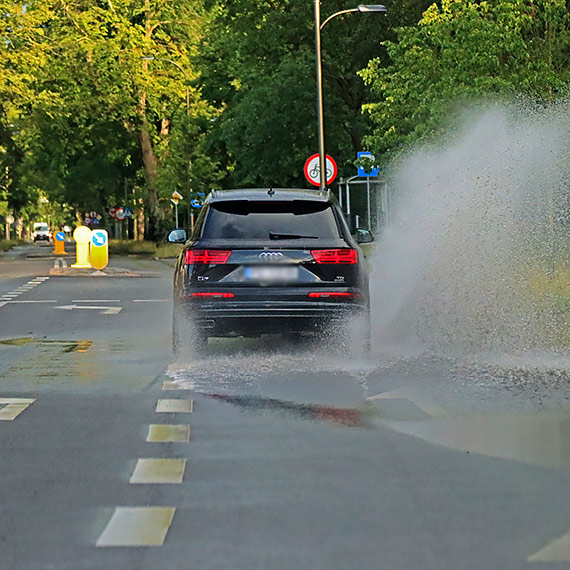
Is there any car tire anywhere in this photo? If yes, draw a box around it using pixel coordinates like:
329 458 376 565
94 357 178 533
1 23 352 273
172 305 208 358
333 308 371 356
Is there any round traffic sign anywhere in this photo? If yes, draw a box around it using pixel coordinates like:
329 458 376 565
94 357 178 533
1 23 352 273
115 207 125 220
6 214 14 224
304 154 337 187
55 231 66 242
91 229 108 247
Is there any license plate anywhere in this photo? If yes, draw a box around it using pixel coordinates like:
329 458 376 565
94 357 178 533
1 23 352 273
245 266 299 282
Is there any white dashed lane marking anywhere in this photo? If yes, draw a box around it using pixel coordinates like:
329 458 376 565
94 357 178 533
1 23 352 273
96 507 176 547
129 458 186 484
5 300 57 304
0 398 36 421
72 300 121 303
156 399 193 413
146 424 190 443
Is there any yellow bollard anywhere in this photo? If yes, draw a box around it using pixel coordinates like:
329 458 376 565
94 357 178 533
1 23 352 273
90 229 109 270
72 226 92 268
52 231 68 255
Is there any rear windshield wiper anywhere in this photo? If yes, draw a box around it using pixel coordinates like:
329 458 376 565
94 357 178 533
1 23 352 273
269 232 319 240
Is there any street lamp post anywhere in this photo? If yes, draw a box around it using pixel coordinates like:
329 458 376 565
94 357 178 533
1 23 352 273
140 56 190 115
314 3 386 191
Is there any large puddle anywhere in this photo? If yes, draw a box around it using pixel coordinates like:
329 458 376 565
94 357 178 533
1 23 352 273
385 409 570 470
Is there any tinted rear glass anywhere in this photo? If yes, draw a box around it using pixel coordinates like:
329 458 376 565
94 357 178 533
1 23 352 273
203 200 340 240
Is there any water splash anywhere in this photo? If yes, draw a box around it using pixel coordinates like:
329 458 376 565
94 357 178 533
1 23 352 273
370 102 570 358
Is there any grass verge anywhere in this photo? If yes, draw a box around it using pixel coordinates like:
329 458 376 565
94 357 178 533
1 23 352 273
0 239 23 252
108 240 182 259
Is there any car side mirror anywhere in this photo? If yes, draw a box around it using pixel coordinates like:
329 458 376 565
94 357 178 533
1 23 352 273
355 228 374 244
167 228 187 243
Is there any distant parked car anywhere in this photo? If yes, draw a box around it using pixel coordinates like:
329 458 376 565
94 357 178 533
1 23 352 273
32 223 51 242
168 188 372 354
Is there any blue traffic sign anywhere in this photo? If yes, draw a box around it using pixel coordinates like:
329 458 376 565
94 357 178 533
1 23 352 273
122 207 133 218
91 230 107 247
55 231 66 242
190 199 203 208
357 151 380 177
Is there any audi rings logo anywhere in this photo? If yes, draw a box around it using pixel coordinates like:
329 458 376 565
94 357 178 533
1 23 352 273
259 252 283 261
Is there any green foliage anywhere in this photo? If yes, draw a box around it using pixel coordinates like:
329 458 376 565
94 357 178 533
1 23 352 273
0 0 219 237
0 239 23 252
361 0 570 163
5 0 570 225
197 0 427 186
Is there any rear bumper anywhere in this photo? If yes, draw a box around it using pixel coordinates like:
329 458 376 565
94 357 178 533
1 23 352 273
180 296 368 337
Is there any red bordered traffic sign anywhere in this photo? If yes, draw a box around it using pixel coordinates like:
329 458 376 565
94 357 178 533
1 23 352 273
304 154 337 187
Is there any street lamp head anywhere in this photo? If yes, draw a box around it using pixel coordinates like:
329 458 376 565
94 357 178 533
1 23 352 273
357 4 387 12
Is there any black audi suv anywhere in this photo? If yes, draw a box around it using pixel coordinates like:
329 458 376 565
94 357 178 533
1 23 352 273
168 188 372 353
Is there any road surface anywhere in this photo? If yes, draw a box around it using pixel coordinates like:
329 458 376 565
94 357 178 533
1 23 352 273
1 243 570 569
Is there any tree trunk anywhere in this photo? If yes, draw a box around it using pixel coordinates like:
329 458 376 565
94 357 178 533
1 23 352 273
140 124 161 240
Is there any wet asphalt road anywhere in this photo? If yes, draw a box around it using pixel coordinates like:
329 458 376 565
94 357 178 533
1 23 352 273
2 244 570 569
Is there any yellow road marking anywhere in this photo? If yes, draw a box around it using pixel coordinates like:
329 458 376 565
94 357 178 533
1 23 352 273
0 398 35 421
162 381 192 391
156 399 193 413
130 458 186 484
96 507 176 547
146 424 190 443
529 528 570 562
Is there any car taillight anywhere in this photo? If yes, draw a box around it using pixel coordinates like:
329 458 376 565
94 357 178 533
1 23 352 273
308 292 360 298
190 292 234 298
185 250 231 265
311 249 357 264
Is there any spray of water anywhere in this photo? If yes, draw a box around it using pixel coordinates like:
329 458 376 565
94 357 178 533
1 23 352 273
370 102 570 360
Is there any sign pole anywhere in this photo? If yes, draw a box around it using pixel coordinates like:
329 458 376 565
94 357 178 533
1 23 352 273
175 202 179 228
314 0 326 191
367 177 371 229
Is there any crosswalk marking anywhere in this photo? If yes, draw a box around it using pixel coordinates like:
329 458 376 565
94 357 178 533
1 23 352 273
130 458 186 484
0 277 50 310
146 424 190 442
96 507 176 547
0 398 35 421
156 399 193 413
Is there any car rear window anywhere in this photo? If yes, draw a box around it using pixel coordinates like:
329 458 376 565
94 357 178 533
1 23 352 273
202 200 341 240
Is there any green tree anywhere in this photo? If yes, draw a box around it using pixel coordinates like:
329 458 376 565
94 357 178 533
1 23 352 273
361 0 570 163
1 0 219 238
198 0 430 187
